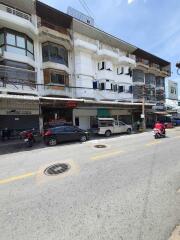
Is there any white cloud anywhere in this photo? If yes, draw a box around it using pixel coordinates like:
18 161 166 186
128 0 135 4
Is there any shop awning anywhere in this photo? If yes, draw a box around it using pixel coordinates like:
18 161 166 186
0 94 39 101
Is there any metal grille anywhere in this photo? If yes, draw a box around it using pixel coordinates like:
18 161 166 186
44 163 70 176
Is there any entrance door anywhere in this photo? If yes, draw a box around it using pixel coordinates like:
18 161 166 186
79 117 90 130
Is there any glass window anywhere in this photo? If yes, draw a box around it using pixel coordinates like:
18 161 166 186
0 32 4 46
118 86 124 93
42 45 49 61
27 51 34 59
6 46 26 55
4 29 34 59
27 40 33 53
7 33 16 45
42 43 68 66
16 35 25 48
51 72 65 85
50 46 58 58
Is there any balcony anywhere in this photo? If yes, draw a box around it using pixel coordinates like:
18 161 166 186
119 54 136 66
159 68 171 77
0 65 37 94
156 89 165 101
38 20 72 49
136 58 149 71
96 69 114 81
42 84 73 98
149 63 161 76
75 88 133 101
0 3 38 36
97 44 119 60
74 39 97 53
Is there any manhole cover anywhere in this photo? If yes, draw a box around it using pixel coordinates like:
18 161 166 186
94 144 107 148
44 163 70 176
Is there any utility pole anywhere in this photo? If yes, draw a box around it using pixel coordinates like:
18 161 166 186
141 84 146 131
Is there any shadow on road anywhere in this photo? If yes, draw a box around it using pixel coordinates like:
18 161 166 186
0 130 151 156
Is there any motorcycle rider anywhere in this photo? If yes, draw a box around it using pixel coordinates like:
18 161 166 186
154 121 166 135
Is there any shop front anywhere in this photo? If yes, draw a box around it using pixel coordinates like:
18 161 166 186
0 96 39 137
73 108 97 130
40 98 80 129
110 109 132 124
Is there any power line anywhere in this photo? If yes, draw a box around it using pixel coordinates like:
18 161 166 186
80 0 95 18
78 0 92 18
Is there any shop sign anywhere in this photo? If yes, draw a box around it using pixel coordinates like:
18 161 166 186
65 101 77 108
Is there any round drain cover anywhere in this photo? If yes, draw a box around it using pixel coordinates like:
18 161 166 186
44 163 70 176
94 144 106 148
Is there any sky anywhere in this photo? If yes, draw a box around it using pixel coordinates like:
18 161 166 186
41 0 180 96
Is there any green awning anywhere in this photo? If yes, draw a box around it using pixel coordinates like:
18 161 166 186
97 108 111 117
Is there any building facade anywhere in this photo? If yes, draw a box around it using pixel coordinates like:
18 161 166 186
0 0 171 134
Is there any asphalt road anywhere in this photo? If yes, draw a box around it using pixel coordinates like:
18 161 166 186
0 128 180 240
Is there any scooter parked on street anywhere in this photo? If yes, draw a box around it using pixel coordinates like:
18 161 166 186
20 129 41 147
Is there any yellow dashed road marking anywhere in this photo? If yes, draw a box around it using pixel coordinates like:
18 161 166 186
91 150 124 161
0 172 37 185
145 140 161 146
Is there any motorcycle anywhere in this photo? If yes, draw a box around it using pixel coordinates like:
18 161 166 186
153 128 166 139
20 129 39 147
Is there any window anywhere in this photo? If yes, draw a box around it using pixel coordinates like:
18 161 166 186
129 86 133 93
0 29 34 59
113 84 117 92
6 33 16 45
42 42 68 66
99 82 105 90
51 72 66 85
64 126 76 132
16 36 25 48
118 86 124 93
117 67 124 75
0 32 4 46
98 61 105 70
75 117 79 126
27 40 33 54
93 81 98 89
106 61 112 71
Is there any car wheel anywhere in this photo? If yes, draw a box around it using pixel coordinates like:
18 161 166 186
80 135 87 142
105 130 111 137
127 128 132 134
48 138 57 146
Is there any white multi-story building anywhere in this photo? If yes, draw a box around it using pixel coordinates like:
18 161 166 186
73 20 136 102
0 1 171 133
0 0 40 133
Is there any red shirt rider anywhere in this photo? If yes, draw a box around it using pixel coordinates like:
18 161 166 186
154 121 165 133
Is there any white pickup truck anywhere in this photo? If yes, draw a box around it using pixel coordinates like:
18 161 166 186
97 118 132 137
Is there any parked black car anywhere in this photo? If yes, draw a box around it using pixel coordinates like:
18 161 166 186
43 126 90 146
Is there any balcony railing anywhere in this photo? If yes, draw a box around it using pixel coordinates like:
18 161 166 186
0 3 33 23
99 43 118 54
149 63 160 70
136 58 149 66
0 65 37 90
39 19 68 35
